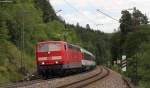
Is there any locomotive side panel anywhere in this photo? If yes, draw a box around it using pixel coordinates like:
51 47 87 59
62 44 83 69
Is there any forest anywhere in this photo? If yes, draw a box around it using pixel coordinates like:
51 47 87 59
0 0 150 88
0 0 110 85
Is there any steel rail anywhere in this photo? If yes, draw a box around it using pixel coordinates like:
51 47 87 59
56 67 109 88
0 67 100 88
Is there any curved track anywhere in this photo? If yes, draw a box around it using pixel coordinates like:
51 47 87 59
56 67 110 88
0 67 133 88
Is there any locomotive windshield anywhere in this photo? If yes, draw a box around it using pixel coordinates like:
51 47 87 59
38 43 61 52
38 43 49 52
49 43 61 51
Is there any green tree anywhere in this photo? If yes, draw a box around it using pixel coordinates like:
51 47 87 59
34 0 57 23
132 7 149 26
110 32 121 61
119 10 132 34
86 24 90 30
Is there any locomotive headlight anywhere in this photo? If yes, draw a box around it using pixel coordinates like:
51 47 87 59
52 56 61 60
38 57 47 61
55 61 58 64
41 62 45 65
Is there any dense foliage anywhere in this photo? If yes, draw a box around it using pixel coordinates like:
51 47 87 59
0 0 110 84
111 7 150 88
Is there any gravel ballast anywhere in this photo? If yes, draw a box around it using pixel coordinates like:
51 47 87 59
19 67 101 88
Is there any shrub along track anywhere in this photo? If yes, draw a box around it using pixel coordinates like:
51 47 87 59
0 79 46 88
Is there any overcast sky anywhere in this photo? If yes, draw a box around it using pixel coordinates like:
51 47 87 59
49 0 150 33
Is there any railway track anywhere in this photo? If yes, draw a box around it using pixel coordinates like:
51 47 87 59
56 67 133 88
0 67 133 88
0 67 98 88
56 67 110 88
0 67 104 88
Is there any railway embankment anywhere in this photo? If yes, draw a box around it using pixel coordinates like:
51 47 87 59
13 66 133 88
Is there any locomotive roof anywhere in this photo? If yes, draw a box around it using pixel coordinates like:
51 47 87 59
37 40 64 44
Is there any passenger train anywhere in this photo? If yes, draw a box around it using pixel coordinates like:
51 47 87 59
36 40 96 78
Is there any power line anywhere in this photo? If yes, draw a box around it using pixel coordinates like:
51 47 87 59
63 0 97 25
86 2 119 25
97 9 119 22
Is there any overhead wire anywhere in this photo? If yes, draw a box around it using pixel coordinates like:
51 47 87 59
63 0 97 25
54 0 121 25
63 0 122 31
97 9 119 22
79 0 119 23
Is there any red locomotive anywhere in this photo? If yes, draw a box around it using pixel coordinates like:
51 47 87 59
36 40 96 77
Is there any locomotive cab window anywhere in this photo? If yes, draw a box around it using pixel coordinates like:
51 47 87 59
38 43 61 52
38 43 49 52
49 43 61 51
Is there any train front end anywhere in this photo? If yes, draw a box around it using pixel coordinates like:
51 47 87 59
36 41 65 76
